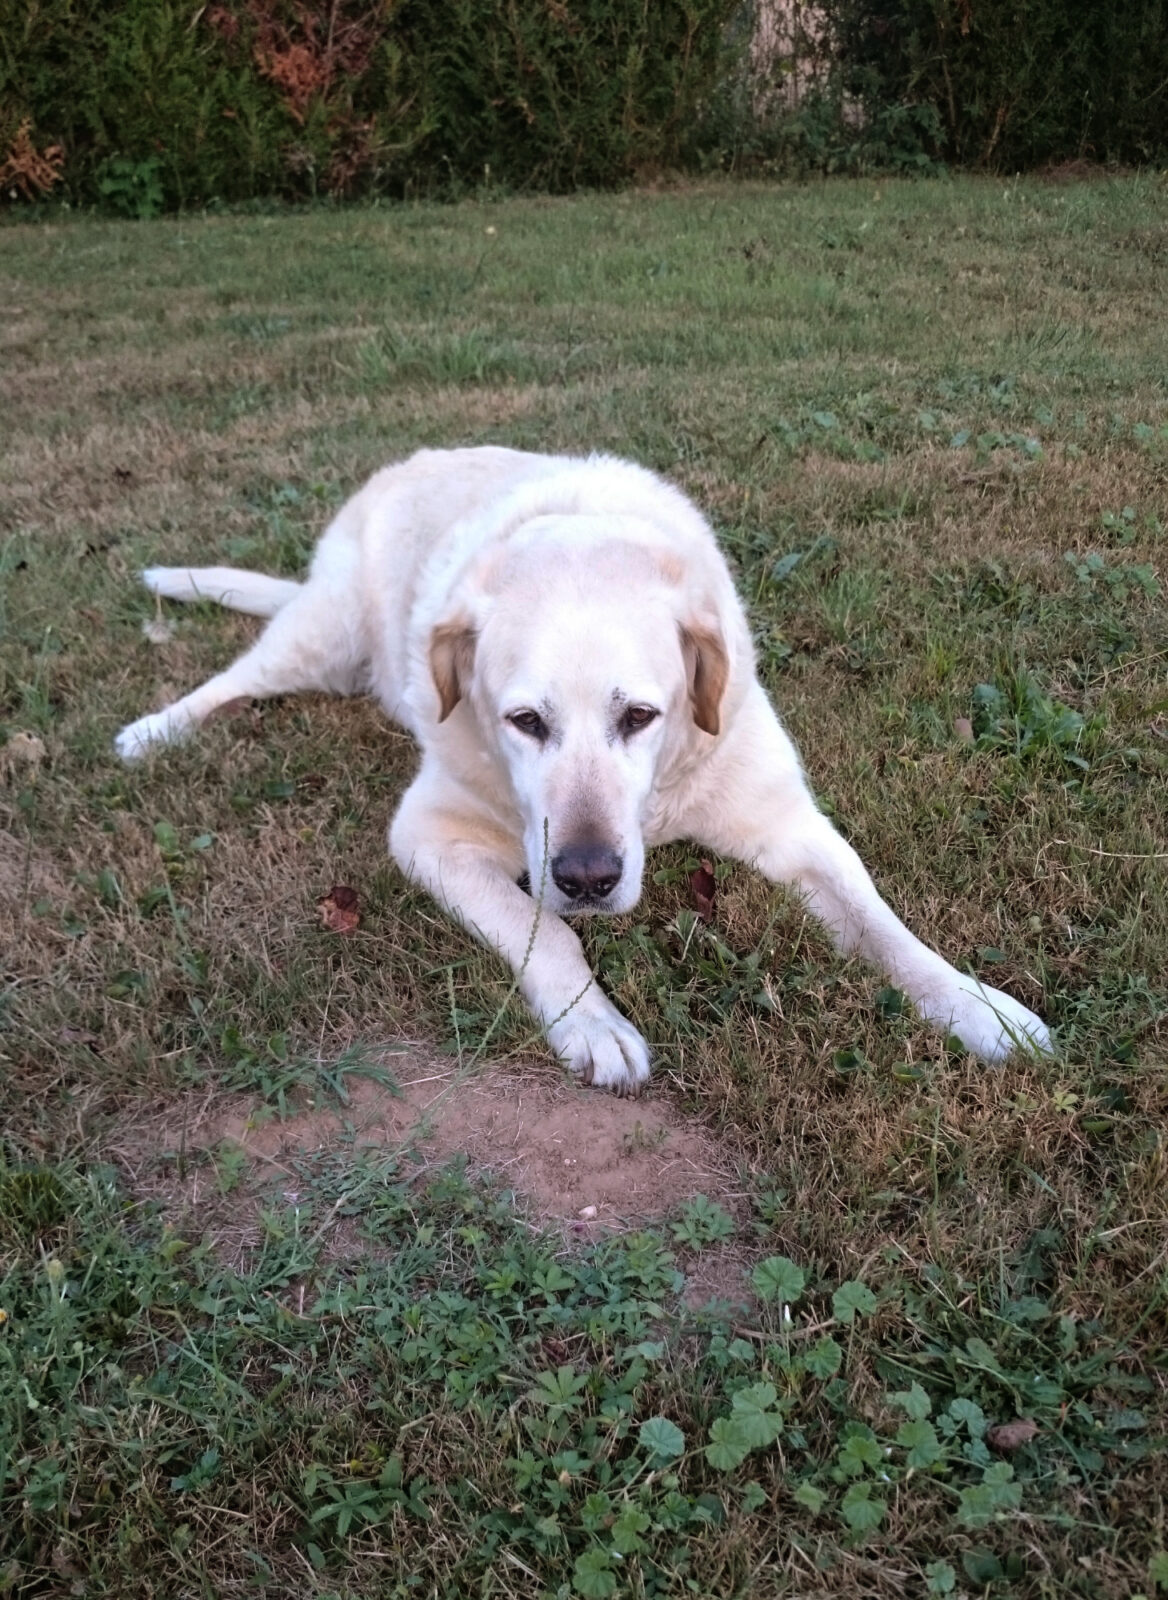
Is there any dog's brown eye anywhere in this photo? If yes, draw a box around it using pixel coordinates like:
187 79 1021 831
508 710 547 740
622 705 659 735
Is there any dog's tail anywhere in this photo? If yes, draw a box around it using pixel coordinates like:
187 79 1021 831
140 565 302 618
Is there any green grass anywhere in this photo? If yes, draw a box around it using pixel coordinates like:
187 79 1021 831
2 174 1167 1597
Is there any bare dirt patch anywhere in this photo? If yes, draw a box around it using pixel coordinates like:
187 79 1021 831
134 1049 746 1251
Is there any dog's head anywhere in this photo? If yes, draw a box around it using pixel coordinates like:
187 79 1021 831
429 516 730 917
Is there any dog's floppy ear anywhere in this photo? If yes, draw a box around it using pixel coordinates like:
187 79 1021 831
429 617 477 723
679 619 729 737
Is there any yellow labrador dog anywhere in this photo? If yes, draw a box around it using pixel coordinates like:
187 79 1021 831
117 447 1050 1093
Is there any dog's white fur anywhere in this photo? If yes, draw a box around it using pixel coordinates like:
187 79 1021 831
116 447 1051 1093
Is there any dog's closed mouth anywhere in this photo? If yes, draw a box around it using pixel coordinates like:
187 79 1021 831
515 871 614 914
562 893 612 914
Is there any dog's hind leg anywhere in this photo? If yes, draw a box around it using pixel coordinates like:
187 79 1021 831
115 581 366 762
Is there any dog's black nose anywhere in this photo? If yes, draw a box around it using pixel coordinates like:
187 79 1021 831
551 845 623 901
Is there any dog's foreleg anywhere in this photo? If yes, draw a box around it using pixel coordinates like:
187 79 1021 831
390 775 651 1095
693 687 1052 1062
757 808 1051 1060
115 586 365 761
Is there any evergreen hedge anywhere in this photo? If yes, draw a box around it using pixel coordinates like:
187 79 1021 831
0 0 737 212
826 0 1168 171
2 0 1165 212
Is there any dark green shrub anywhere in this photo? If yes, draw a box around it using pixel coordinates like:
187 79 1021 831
705 0 1167 178
7 0 1156 206
688 3 946 178
824 0 1168 169
0 0 739 211
396 0 734 192
0 0 290 208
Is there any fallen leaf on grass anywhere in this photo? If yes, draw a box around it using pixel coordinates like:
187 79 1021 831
986 1418 1039 1451
59 1026 101 1052
317 885 360 934
3 730 46 769
689 860 717 922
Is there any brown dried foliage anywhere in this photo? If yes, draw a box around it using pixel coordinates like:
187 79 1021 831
205 0 396 194
0 119 65 200
326 115 380 196
244 0 388 125
204 4 241 43
316 884 361 934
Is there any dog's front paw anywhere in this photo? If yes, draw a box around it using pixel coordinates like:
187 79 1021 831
115 710 182 763
922 977 1052 1063
546 996 651 1098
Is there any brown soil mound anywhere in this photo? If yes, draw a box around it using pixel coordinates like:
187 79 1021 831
136 1050 749 1261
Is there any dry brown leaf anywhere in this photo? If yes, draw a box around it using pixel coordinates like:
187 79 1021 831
689 859 717 922
3 730 46 769
986 1418 1039 1451
317 885 360 934
59 1027 101 1052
